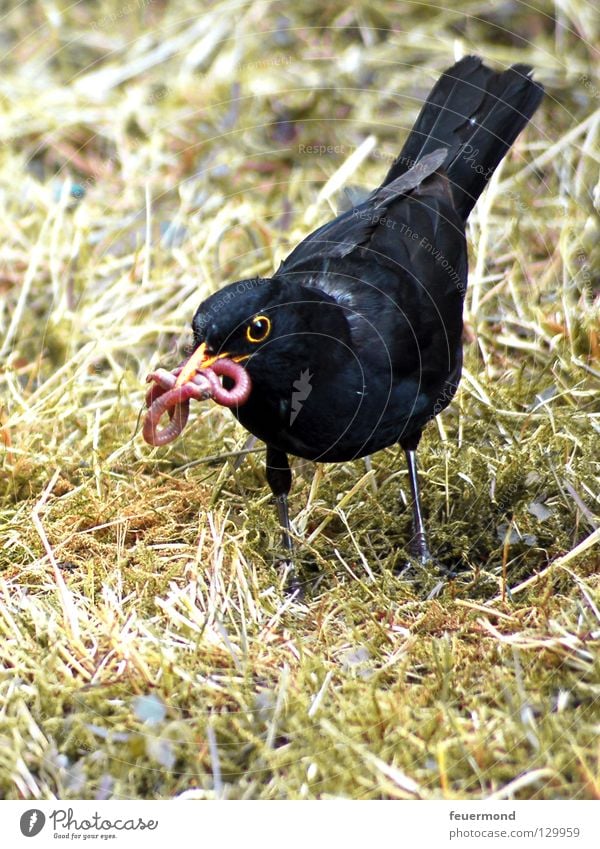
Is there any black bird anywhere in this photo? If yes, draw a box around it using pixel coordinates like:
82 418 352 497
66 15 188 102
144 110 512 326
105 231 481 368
181 56 543 580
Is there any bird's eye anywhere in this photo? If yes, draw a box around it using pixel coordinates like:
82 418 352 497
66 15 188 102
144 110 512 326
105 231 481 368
246 315 271 344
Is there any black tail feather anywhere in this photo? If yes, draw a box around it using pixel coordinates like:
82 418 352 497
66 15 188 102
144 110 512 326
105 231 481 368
384 56 544 220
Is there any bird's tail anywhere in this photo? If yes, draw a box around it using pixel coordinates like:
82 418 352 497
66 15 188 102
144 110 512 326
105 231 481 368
383 56 544 220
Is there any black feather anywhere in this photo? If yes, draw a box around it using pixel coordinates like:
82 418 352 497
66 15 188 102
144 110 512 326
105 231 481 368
383 56 544 218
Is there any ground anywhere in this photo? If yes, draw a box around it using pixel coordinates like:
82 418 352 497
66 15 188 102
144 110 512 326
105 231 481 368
0 0 599 800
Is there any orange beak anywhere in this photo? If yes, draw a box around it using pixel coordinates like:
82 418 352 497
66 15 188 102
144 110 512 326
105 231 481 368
175 343 252 387
174 342 227 388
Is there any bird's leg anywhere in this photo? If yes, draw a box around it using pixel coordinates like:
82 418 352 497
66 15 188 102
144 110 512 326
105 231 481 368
403 447 433 566
265 445 300 595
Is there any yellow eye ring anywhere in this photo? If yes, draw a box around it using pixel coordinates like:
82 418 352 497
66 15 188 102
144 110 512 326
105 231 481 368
246 314 271 344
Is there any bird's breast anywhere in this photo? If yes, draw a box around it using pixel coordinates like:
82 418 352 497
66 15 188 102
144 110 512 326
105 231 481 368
232 356 449 462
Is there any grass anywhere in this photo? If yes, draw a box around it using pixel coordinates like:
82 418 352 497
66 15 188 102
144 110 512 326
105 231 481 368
0 0 599 800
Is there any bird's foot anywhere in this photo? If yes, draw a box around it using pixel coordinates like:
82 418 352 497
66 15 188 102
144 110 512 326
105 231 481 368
409 537 435 568
400 532 436 570
396 535 453 598
277 558 304 599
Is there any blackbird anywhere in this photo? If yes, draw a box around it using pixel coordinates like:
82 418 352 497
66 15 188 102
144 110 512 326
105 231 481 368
176 55 543 581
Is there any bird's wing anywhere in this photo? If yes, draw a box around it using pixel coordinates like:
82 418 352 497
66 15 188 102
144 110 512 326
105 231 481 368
370 148 448 208
277 148 467 381
278 166 467 380
277 149 448 276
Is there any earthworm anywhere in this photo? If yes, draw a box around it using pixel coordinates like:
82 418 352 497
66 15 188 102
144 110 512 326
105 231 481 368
143 359 251 446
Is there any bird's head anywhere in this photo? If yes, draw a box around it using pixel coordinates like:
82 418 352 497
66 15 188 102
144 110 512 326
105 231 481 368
178 276 351 396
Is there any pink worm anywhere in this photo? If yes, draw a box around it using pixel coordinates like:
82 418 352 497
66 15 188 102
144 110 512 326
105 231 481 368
143 359 251 447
